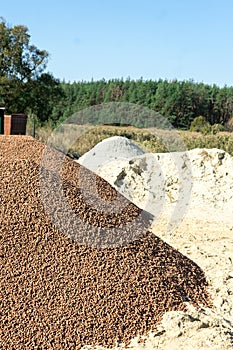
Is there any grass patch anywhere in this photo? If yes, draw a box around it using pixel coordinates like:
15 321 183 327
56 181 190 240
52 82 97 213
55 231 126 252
31 123 233 157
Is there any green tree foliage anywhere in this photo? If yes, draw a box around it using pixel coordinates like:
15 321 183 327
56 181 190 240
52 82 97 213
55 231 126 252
0 18 48 81
52 78 233 129
26 73 63 122
0 18 62 121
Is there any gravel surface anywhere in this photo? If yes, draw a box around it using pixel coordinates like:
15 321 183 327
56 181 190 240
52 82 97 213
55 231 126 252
0 136 213 349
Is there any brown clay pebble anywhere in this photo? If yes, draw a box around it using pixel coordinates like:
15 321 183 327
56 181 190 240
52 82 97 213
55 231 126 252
0 136 213 349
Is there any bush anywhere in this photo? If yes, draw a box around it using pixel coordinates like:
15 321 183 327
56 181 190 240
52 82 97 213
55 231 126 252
211 123 225 134
190 116 212 134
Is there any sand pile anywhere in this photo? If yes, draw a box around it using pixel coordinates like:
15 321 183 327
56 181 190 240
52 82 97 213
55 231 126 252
0 136 213 349
96 147 233 226
77 136 144 172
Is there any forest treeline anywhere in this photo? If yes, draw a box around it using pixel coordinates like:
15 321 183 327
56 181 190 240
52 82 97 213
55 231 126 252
1 18 233 130
52 79 233 129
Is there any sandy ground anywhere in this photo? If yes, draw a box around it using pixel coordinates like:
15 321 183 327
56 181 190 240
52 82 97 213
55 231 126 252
148 217 233 350
78 141 233 349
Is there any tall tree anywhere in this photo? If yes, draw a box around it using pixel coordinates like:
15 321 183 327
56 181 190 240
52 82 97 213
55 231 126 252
0 17 48 82
0 17 62 120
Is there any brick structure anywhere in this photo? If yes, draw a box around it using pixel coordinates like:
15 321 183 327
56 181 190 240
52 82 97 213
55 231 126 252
4 115 11 135
3 114 27 135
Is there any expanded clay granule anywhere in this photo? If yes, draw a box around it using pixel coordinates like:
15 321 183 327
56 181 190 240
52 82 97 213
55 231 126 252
0 136 212 349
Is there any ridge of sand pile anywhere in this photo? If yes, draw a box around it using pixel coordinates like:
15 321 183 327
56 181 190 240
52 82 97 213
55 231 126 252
0 136 213 349
97 148 233 225
77 136 144 172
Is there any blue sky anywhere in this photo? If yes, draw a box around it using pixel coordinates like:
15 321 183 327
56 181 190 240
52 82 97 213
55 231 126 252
1 0 233 86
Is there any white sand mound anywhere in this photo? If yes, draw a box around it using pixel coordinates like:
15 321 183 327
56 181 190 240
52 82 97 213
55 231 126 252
97 148 233 227
77 136 144 172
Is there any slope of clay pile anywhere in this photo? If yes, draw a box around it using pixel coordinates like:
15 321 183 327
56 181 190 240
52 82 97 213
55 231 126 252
0 136 213 349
